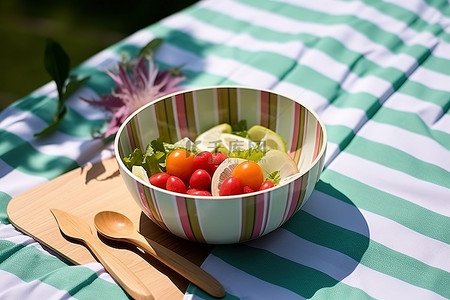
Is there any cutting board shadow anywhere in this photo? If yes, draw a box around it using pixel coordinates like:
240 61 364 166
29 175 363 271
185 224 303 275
7 158 213 299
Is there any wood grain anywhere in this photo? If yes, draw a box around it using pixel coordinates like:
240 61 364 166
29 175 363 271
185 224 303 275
50 208 154 300
7 158 213 299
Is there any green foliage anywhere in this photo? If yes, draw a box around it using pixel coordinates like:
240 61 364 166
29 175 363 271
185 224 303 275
44 39 70 100
122 137 197 176
265 171 281 185
231 120 248 138
229 147 266 162
123 148 145 170
34 39 90 137
139 38 164 57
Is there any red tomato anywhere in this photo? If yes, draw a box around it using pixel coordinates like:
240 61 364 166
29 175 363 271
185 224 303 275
232 161 264 190
166 149 195 181
149 172 170 189
210 152 228 174
242 185 255 194
259 181 275 191
219 176 242 196
193 151 214 174
166 176 187 193
189 169 211 190
187 189 212 196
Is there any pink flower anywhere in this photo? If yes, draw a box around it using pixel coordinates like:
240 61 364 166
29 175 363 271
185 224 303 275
83 55 185 137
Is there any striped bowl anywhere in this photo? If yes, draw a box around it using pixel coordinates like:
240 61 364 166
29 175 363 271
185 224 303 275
115 86 327 244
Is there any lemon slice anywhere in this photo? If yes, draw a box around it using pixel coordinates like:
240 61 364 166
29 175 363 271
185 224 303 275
219 133 258 154
257 149 298 179
172 137 197 153
211 158 246 196
132 165 150 184
195 123 232 152
248 125 287 152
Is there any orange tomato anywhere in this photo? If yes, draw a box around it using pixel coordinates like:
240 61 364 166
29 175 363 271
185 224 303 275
166 149 195 181
232 160 264 191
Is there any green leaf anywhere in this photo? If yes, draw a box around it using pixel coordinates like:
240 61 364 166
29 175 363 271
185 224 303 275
34 106 66 137
62 75 91 101
36 40 90 137
34 120 61 137
150 138 166 153
139 38 164 57
266 171 281 185
232 120 248 138
140 142 167 175
124 136 200 176
144 143 156 157
44 39 70 100
143 152 165 175
57 104 67 119
229 147 266 162
164 137 198 154
122 148 145 170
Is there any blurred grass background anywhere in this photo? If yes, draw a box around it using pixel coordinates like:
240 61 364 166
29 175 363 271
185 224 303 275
0 0 197 112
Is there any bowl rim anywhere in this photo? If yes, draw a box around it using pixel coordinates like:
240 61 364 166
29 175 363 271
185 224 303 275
114 85 328 199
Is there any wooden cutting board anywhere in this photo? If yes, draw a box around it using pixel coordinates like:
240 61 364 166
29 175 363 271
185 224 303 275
7 158 213 299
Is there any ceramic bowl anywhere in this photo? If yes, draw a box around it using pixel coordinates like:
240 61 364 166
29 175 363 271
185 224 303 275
115 86 327 244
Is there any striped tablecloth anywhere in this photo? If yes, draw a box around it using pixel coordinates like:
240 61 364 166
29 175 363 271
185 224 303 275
1 0 449 299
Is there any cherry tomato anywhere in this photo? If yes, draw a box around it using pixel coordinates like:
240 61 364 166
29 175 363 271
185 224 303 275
166 149 195 181
166 176 187 193
242 185 255 194
149 172 170 189
219 176 242 196
259 181 275 191
187 189 212 196
210 152 228 174
232 161 264 191
193 151 214 174
189 169 211 190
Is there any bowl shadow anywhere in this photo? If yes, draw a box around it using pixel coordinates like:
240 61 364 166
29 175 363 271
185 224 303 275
207 180 370 298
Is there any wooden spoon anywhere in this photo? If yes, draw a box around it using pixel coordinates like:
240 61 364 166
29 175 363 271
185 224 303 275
94 211 225 298
50 209 153 300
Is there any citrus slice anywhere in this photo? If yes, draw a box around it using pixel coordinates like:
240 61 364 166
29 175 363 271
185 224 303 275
218 133 258 154
195 123 232 152
257 149 298 179
132 165 150 184
248 125 287 152
172 137 197 153
211 158 246 196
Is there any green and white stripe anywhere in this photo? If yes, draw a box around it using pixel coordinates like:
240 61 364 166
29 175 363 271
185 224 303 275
1 0 449 298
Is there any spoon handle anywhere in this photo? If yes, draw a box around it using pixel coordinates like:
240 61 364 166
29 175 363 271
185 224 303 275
85 238 154 300
130 234 225 298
